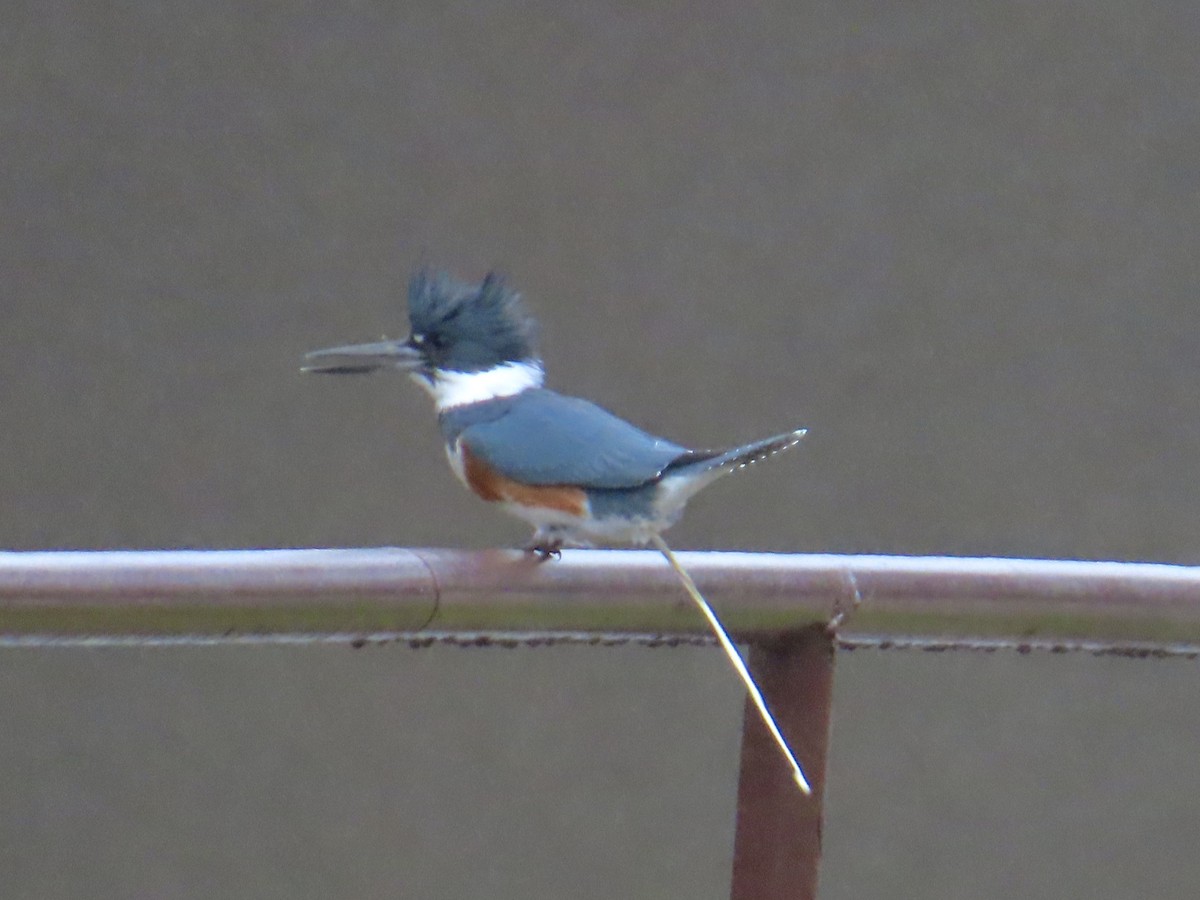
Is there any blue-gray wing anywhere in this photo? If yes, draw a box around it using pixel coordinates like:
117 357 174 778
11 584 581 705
456 390 693 489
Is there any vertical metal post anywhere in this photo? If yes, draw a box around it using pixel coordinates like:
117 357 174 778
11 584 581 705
730 626 835 899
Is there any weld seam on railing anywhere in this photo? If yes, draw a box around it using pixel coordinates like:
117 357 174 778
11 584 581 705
3 632 1198 657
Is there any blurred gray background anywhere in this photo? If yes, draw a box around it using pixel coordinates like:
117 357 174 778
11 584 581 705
2 1 1199 897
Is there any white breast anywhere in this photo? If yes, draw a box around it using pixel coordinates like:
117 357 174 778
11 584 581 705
444 439 468 488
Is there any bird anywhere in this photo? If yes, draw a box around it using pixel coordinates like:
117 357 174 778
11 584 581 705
303 270 806 558
304 270 817 794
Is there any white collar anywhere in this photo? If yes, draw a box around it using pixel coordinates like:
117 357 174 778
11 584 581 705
418 360 545 411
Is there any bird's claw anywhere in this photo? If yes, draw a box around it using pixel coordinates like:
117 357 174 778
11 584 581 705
523 539 563 562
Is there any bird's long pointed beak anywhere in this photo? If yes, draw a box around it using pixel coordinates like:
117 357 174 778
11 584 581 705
301 340 423 375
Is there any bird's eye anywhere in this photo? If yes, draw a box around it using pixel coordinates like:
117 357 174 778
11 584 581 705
410 334 426 345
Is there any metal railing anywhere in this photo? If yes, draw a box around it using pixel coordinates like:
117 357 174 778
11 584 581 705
3 548 1199 898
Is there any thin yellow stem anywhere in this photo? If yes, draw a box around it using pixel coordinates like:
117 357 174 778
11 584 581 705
650 535 812 795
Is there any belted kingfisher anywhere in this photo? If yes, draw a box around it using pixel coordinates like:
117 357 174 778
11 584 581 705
304 270 805 557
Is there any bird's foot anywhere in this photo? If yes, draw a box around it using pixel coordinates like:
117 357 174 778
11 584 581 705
523 536 563 562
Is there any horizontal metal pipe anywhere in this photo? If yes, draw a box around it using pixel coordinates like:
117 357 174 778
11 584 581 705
1 549 1199 648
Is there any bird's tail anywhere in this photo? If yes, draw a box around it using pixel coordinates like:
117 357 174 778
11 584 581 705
658 428 806 501
699 428 807 474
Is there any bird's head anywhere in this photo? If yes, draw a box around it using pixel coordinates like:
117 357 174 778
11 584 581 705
304 270 544 410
